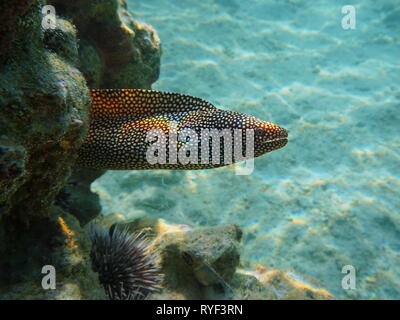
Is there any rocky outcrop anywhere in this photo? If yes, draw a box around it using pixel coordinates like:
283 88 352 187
48 0 161 89
0 0 160 299
55 168 104 226
0 209 105 299
156 223 242 299
0 0 102 299
0 1 34 65
0 2 89 220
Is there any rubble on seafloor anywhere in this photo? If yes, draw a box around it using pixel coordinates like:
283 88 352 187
96 214 334 300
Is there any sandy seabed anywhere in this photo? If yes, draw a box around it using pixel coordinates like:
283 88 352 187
93 0 400 299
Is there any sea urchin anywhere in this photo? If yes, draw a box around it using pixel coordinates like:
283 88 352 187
89 224 162 300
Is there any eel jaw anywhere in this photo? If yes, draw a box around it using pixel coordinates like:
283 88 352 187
253 123 288 157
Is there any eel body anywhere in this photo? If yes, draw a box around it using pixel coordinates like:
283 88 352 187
76 89 288 170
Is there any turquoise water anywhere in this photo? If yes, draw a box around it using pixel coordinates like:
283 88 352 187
93 0 400 299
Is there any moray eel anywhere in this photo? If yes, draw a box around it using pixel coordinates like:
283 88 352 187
76 89 288 170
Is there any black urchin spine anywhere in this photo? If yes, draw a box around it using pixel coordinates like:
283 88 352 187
90 224 163 300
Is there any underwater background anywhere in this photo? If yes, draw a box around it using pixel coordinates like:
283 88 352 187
92 0 400 299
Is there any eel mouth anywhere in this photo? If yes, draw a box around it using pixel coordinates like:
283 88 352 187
262 136 288 144
267 131 288 144
254 125 288 153
259 136 288 150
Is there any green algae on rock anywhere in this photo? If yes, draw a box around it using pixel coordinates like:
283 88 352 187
0 0 89 220
0 0 103 299
48 0 161 89
0 208 106 300
0 1 34 65
0 0 163 300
